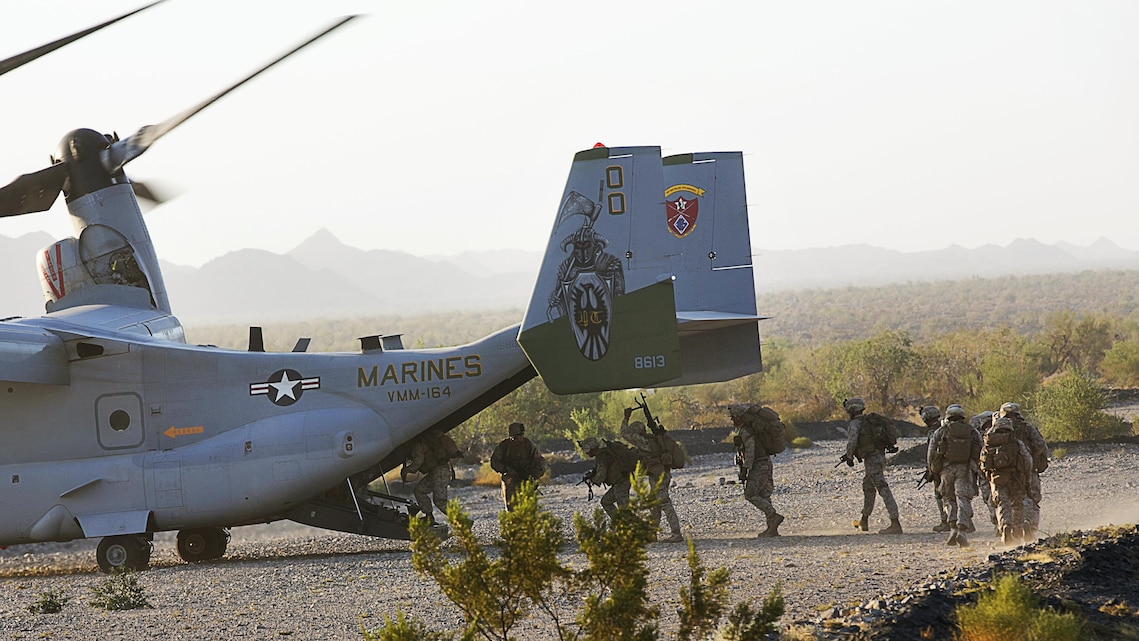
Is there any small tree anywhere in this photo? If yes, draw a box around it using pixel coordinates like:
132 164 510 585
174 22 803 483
406 481 567 641
572 467 661 641
1030 369 1128 441
675 539 730 641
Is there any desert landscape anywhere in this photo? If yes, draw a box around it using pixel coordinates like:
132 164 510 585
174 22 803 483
3 434 1138 640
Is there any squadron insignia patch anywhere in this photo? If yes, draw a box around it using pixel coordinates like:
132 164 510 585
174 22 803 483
665 184 705 239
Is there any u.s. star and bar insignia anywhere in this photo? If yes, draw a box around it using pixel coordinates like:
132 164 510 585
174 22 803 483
250 369 321 406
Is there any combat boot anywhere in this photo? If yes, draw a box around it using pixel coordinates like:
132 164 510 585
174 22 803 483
757 513 784 538
932 520 951 533
1022 526 1036 541
955 531 969 547
660 530 684 543
854 516 869 532
945 522 958 546
878 519 903 535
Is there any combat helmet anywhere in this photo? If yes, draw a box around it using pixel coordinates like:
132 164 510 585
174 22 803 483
971 410 994 430
945 404 967 420
508 422 525 436
919 405 941 424
999 402 1021 418
579 437 601 454
843 397 866 414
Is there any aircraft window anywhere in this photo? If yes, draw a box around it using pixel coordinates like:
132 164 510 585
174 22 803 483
109 409 131 432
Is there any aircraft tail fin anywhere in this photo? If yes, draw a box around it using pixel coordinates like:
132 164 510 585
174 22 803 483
518 146 762 394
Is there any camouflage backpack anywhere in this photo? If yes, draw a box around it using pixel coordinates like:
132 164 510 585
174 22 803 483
938 421 974 465
981 428 1022 473
857 412 898 452
748 405 787 455
653 431 686 469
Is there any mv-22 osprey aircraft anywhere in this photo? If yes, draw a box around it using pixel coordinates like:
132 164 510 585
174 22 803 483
0 7 763 573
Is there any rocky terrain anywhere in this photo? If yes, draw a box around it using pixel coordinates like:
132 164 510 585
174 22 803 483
2 436 1138 640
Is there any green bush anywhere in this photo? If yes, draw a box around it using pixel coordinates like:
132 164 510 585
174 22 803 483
27 588 69 614
1051 447 1067 461
789 437 813 449
375 473 785 641
1030 370 1129 441
361 611 459 641
955 574 1082 641
88 568 152 611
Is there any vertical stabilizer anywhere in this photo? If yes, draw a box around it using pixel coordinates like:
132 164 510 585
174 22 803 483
519 146 762 394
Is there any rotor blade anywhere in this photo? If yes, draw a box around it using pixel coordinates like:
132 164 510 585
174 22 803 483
104 15 359 174
0 1 165 77
0 164 68 217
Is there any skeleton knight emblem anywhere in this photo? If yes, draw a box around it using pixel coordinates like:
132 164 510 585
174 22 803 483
547 189 625 361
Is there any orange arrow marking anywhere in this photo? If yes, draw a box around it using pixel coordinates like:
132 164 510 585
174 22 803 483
163 426 204 439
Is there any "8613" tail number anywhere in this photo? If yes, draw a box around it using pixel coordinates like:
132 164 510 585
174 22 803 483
634 355 666 369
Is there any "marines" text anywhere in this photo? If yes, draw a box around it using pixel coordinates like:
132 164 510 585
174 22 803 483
357 355 482 388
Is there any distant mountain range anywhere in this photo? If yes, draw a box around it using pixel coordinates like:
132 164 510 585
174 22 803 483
2 229 1137 325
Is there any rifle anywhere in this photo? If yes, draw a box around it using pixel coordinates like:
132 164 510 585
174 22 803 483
634 392 665 435
835 453 855 469
917 470 937 490
577 472 596 501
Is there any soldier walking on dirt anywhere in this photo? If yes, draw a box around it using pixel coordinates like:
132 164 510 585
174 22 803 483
621 409 684 542
579 436 639 521
402 428 462 526
980 416 1034 544
490 422 547 512
927 404 982 546
971 411 998 530
841 398 903 534
731 404 786 537
919 406 950 533
998 402 1048 540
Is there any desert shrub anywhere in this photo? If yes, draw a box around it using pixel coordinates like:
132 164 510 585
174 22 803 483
382 472 784 641
361 610 459 641
1051 447 1067 461
27 588 69 614
955 574 1082 641
676 539 730 641
713 584 784 641
790 437 813 449
88 568 151 611
1030 370 1129 441
471 462 500 487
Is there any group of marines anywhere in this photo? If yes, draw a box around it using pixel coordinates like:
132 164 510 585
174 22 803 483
919 401 1048 546
404 399 1048 547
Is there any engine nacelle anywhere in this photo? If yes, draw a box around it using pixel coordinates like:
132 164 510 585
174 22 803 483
37 226 156 309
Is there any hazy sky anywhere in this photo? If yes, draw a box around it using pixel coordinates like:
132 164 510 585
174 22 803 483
2 1 1137 267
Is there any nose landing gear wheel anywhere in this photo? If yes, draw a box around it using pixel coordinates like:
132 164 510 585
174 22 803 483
96 535 151 573
176 527 229 563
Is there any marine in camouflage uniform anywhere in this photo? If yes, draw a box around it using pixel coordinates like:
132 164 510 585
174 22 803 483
919 406 950 533
980 416 1033 544
927 404 982 546
621 409 683 542
842 398 902 534
999 402 1048 541
403 429 461 525
731 404 785 537
579 436 638 521
490 422 548 512
970 411 998 529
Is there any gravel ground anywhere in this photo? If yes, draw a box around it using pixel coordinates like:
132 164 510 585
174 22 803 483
3 437 1138 640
